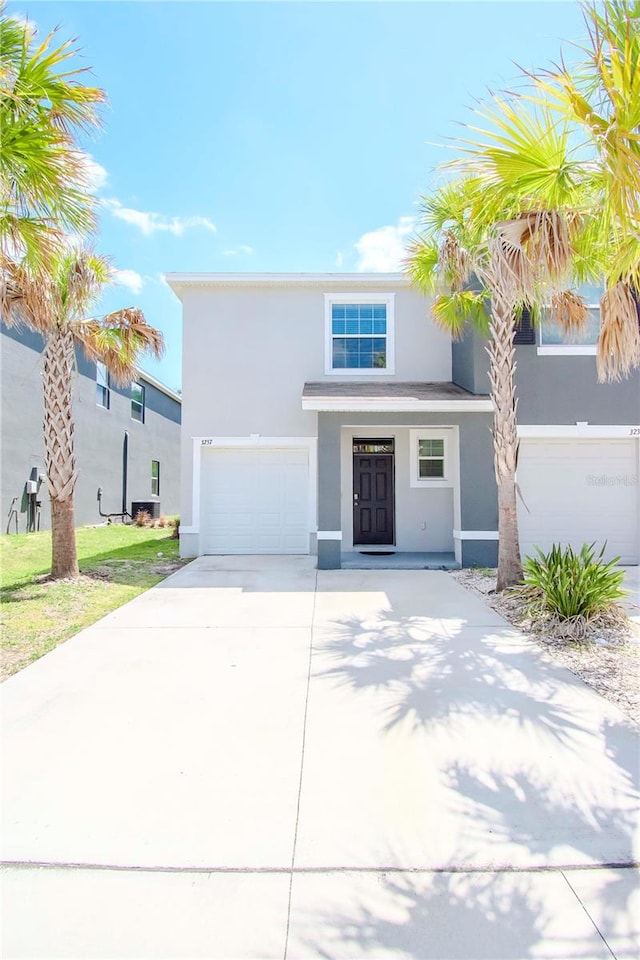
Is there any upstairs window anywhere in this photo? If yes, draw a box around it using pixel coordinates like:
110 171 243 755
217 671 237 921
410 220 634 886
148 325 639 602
325 294 395 375
540 307 600 346
131 381 145 423
538 284 602 353
151 460 160 496
96 362 110 409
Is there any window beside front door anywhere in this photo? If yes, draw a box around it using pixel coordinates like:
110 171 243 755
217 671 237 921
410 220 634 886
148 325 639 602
151 460 160 496
410 429 452 488
418 438 445 478
325 294 395 375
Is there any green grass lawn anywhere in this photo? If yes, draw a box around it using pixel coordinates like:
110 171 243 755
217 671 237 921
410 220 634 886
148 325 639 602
1 523 188 680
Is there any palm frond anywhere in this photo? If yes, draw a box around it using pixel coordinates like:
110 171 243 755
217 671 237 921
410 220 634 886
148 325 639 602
0 255 54 332
431 290 489 339
0 5 105 261
597 280 640 381
403 237 440 293
549 290 589 332
75 308 165 385
449 98 583 210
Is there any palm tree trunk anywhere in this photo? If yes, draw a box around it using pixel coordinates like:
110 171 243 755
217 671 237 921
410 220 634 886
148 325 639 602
43 328 79 579
487 296 523 591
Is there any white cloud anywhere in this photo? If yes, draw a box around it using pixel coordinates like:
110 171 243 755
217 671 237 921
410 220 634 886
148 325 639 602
335 251 344 268
112 268 144 295
222 245 254 256
104 199 216 237
354 216 415 272
76 153 108 193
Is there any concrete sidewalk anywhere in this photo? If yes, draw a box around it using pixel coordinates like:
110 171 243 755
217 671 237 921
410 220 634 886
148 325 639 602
2 557 638 959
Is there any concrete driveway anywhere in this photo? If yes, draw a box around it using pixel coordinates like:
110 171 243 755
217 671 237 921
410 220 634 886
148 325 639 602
2 557 638 959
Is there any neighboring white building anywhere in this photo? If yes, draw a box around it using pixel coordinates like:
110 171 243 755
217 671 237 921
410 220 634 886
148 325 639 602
167 272 640 568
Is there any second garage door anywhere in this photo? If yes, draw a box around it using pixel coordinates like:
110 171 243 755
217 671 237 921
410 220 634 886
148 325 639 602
200 446 310 554
517 437 639 564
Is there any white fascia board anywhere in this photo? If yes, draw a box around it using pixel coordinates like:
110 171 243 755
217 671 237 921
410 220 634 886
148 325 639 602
165 272 409 291
302 397 494 413
518 424 640 439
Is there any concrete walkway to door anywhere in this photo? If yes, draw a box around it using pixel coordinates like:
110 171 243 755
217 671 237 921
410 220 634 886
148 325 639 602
2 557 638 959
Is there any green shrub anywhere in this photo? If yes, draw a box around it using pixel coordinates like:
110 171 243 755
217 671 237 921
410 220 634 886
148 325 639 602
521 542 625 621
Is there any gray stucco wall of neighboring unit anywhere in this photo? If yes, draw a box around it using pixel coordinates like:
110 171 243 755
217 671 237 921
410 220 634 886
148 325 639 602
451 328 491 396
514 348 640 424
1 325 181 532
316 411 498 569
452 326 640 423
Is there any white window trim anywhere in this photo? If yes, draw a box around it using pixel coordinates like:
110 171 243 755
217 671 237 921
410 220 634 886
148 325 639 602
324 292 395 376
537 345 597 357
409 428 453 488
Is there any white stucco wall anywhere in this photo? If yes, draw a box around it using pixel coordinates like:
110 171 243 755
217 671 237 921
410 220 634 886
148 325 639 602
176 279 451 527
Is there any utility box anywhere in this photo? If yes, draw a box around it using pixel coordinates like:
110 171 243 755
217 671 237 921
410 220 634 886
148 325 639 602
25 480 38 495
131 500 160 520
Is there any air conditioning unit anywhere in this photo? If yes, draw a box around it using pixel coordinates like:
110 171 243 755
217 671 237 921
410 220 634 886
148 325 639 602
131 500 160 519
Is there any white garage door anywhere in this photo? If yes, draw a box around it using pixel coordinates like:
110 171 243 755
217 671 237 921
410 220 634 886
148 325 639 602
200 447 310 554
517 438 639 564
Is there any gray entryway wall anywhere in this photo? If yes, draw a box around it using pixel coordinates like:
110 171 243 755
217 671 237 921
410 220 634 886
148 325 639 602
316 411 497 569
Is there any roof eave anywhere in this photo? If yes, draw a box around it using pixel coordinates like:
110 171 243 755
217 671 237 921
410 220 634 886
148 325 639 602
301 397 494 413
165 271 411 294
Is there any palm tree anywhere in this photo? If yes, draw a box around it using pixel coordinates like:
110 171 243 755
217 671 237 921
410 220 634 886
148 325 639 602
1 248 164 578
0 4 104 266
406 103 604 590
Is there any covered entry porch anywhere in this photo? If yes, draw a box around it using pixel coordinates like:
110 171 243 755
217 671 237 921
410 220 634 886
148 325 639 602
302 382 499 570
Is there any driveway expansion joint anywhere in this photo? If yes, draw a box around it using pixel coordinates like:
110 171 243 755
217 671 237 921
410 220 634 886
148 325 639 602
3 860 638 875
561 870 618 960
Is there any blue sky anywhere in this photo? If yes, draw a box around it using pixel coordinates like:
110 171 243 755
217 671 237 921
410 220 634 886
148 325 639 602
12 1 590 391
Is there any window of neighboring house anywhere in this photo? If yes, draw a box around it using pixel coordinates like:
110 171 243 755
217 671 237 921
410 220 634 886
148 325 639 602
409 429 453 488
324 294 395 374
131 381 145 422
538 284 602 353
151 460 160 496
96 362 110 409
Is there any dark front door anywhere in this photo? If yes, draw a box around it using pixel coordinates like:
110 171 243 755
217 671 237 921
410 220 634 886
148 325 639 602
353 443 394 545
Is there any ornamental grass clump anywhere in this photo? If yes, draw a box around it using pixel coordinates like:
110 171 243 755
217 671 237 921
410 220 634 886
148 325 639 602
518 542 627 639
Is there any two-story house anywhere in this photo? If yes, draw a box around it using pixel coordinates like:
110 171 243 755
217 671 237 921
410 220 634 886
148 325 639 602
168 273 639 569
1 323 182 533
